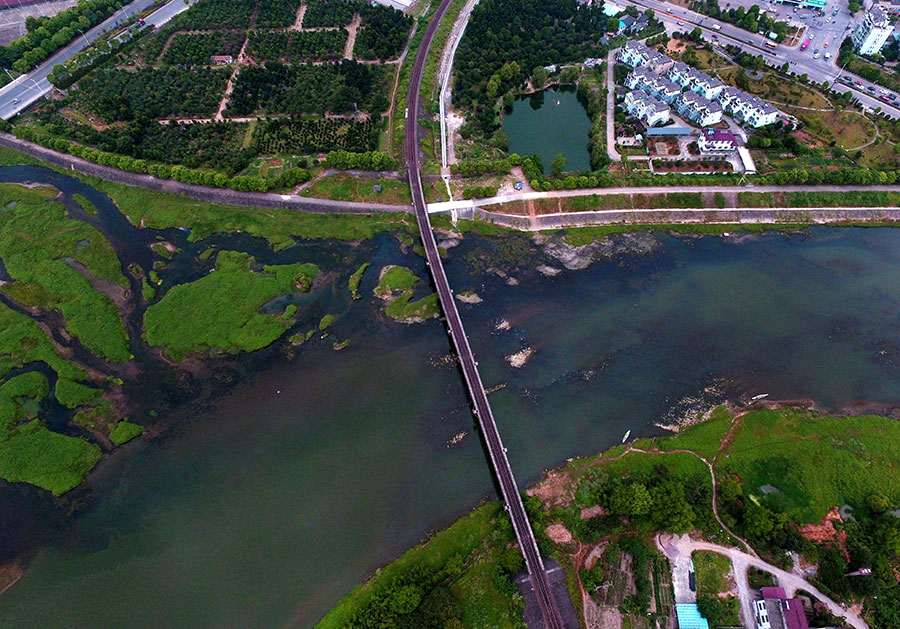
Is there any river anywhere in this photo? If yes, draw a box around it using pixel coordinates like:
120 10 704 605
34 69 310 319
2 172 900 627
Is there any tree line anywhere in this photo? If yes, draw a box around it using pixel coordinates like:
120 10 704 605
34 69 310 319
0 0 125 73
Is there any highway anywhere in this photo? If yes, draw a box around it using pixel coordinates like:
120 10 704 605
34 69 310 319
0 0 194 120
403 0 565 627
622 0 900 118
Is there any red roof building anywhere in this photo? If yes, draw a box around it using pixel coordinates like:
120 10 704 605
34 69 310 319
755 587 810 629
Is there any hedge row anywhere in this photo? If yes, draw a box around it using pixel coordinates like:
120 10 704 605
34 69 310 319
11 126 309 193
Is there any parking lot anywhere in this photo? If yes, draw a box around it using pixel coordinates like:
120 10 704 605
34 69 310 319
711 0 858 65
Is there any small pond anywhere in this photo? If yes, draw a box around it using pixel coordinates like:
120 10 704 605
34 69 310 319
503 86 592 174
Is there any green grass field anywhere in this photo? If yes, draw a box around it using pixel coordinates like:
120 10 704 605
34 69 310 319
144 251 318 360
300 174 412 204
716 408 900 523
318 502 522 628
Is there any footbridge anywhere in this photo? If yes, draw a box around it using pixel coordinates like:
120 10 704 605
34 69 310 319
403 1 566 627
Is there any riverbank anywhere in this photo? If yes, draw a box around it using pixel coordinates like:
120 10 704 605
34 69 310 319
322 402 900 628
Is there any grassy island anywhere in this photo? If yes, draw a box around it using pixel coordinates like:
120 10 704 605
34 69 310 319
144 251 319 360
0 183 130 362
375 265 439 323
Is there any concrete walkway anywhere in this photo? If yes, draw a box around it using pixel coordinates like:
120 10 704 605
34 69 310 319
606 49 622 164
657 534 868 629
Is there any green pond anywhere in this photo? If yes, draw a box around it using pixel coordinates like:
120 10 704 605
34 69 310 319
503 87 592 173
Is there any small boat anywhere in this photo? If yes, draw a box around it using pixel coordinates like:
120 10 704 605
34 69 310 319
751 393 769 401
622 429 631 443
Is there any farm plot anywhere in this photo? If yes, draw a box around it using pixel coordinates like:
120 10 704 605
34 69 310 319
177 0 257 30
253 116 377 154
303 0 359 27
256 0 303 28
162 31 246 65
247 29 348 63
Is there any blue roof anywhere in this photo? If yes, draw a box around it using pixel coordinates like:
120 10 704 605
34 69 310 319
676 604 710 629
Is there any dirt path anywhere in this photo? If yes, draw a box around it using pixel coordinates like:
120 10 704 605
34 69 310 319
343 12 361 60
291 3 307 30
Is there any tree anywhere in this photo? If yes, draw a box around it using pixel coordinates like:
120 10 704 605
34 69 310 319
698 596 725 626
650 481 695 533
532 66 548 89
610 483 652 516
606 17 620 32
866 492 891 514
689 27 702 42
550 152 567 175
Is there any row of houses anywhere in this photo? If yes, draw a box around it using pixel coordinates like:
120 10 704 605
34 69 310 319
618 40 777 128
624 90 671 126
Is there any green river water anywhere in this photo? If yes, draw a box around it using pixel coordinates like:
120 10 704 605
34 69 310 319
3 225 900 627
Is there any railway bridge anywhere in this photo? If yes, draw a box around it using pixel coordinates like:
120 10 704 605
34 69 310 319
403 1 568 627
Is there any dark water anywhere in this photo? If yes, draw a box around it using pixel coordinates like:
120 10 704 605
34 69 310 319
2 172 900 626
503 87 592 173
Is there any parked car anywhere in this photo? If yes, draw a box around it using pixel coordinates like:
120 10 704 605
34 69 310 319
813 49 820 58
855 80 863 86
867 85 876 93
880 93 891 102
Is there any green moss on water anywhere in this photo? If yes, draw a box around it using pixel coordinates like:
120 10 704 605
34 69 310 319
0 185 130 362
144 251 319 360
0 297 85 382
375 266 439 323
141 278 156 302
86 179 417 251
151 242 172 259
348 262 370 299
0 419 100 496
199 247 216 261
375 265 418 296
109 420 143 445
73 399 117 431
54 378 102 409
319 314 335 331
73 193 98 215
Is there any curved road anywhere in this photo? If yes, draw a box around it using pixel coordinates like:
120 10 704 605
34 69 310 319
403 0 564 627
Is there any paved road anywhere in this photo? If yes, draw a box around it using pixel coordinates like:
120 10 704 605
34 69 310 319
623 0 900 118
0 0 195 120
606 48 622 164
0 133 411 213
657 533 868 629
428 183 900 211
403 0 565 627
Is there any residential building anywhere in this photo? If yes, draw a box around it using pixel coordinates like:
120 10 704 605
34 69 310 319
631 13 650 33
698 128 737 152
210 55 234 64
618 40 672 71
626 67 681 103
676 90 723 126
624 89 671 126
666 63 723 100
691 72 724 100
852 7 894 55
718 86 778 127
755 587 810 629
618 14 636 33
